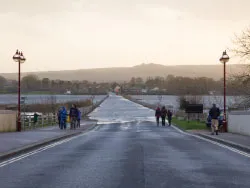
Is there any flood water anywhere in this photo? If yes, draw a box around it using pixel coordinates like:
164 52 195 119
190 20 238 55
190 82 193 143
0 94 107 105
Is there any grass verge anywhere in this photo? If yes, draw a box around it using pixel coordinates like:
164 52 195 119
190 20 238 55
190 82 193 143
172 117 208 130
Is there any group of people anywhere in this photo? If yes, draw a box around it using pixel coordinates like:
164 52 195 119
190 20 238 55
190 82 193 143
57 104 81 130
155 106 173 126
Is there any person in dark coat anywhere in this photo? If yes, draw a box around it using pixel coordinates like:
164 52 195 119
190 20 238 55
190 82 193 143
77 109 81 128
33 112 39 126
69 104 78 129
155 106 161 126
209 104 220 135
167 110 173 126
57 108 61 128
161 106 167 126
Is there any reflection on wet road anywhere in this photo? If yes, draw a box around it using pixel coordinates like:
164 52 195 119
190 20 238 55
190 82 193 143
90 94 156 124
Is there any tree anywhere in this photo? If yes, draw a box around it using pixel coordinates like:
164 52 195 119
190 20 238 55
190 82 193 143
178 96 189 110
110 82 117 90
21 74 40 91
135 77 143 85
232 27 250 60
129 77 136 87
41 78 50 89
0 76 7 91
231 27 250 96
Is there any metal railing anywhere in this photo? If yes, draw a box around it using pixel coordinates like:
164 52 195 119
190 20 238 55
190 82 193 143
21 113 57 130
19 95 109 131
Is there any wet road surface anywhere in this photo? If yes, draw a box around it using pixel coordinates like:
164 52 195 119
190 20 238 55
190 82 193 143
1 95 250 188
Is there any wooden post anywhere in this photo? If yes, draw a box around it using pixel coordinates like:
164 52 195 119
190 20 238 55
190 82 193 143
22 116 25 130
28 116 31 127
42 115 44 127
46 114 49 126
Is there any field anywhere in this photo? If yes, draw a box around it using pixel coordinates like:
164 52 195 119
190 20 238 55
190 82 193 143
130 95 243 110
0 94 107 105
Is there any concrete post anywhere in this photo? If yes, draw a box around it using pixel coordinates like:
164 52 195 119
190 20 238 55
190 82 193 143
42 115 44 127
28 116 31 127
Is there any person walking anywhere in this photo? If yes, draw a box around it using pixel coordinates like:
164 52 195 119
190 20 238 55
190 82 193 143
155 106 161 126
77 109 81 128
60 107 67 130
57 108 61 128
69 104 78 129
209 104 220 135
33 112 39 127
167 110 173 126
161 106 167 126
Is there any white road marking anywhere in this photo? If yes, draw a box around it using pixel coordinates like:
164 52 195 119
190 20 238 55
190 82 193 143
0 127 96 168
1 123 250 168
171 125 250 158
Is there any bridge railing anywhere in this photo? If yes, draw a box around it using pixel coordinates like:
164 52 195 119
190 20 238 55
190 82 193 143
21 113 57 130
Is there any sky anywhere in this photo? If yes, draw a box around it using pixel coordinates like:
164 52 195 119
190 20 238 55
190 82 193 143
0 0 249 73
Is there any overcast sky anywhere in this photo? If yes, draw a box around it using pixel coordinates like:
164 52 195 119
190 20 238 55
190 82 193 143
0 0 249 73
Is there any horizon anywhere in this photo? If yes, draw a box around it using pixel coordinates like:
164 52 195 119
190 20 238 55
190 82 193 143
0 63 241 74
0 0 249 73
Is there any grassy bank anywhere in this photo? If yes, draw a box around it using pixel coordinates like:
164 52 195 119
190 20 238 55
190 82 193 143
26 99 93 113
22 91 57 95
2 99 93 113
172 117 208 130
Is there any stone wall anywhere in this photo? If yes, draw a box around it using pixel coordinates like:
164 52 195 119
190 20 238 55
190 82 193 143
0 110 17 132
228 111 250 136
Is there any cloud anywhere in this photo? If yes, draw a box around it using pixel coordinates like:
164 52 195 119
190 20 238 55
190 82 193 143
137 4 184 21
0 0 249 73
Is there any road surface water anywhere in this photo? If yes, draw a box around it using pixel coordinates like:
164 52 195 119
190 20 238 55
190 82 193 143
0 94 250 188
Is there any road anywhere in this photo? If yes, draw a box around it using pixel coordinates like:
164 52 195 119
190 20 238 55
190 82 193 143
1 94 250 188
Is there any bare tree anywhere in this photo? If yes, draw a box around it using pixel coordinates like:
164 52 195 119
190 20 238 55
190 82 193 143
177 95 204 110
232 27 250 60
230 27 250 103
185 95 204 105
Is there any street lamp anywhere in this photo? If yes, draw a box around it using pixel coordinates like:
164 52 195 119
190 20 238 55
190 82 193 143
13 50 26 132
220 50 229 132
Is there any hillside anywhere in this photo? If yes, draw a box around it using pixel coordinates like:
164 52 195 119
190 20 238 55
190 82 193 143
0 63 244 82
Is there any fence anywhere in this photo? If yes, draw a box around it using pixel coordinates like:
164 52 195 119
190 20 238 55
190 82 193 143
21 113 57 130
20 95 109 131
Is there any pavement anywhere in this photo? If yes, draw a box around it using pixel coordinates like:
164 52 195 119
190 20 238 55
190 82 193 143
1 94 250 187
0 120 97 160
188 129 250 153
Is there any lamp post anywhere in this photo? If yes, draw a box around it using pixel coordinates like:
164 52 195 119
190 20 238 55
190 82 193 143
219 50 229 132
13 50 26 132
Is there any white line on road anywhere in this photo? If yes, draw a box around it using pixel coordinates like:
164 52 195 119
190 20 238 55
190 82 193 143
0 128 95 168
171 125 250 158
1 123 250 168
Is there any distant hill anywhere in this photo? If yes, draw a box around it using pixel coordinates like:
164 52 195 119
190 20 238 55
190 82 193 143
0 63 245 82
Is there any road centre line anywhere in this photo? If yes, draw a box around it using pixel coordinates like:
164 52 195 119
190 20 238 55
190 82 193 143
0 129 94 168
1 123 250 168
